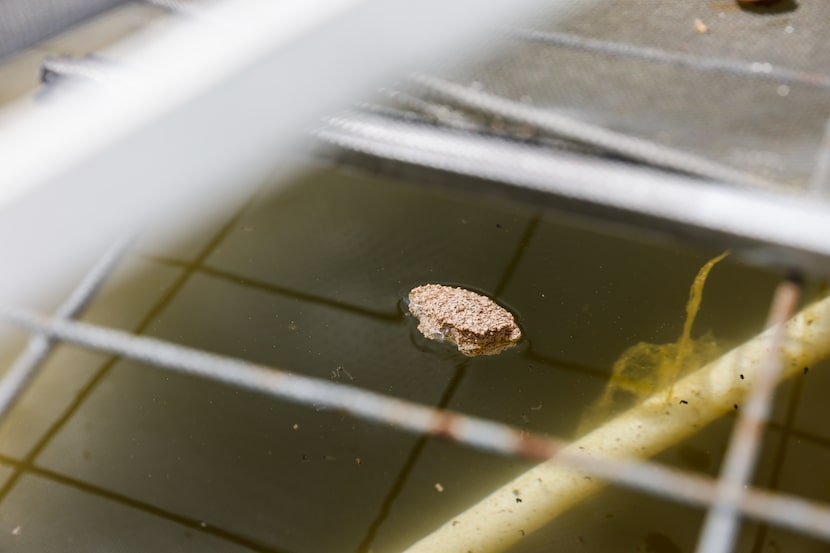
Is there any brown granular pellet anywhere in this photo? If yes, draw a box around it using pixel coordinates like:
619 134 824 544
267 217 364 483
408 284 521 357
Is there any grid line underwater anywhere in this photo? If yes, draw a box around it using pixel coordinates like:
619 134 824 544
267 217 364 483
1 1 830 553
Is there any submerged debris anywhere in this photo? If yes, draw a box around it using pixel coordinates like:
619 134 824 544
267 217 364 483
577 252 728 434
408 284 521 357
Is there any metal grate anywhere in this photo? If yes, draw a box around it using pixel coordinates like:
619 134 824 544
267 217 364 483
1 1 830 552
0 169 828 552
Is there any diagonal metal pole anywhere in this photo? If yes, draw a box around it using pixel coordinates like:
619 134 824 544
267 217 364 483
0 236 132 423
694 277 802 553
4 307 830 545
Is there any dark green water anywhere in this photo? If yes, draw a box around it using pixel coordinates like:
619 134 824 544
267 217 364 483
0 162 826 553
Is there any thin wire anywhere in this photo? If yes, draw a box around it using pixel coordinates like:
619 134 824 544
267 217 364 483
407 73 785 192
506 27 830 90
694 278 802 553
5 308 830 543
0 236 132 423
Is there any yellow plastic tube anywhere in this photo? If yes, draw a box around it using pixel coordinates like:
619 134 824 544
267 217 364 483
404 294 830 553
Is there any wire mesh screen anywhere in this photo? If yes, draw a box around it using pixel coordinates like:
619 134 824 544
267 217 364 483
1 1 830 553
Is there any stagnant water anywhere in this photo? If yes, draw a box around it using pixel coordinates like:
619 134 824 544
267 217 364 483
0 161 827 553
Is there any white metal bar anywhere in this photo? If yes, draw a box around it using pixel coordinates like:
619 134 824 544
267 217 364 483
3 305 830 548
408 73 783 191
694 279 801 553
318 112 830 275
0 0 594 321
0 236 132 422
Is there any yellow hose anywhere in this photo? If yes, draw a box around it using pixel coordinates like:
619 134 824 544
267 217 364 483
403 294 830 553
